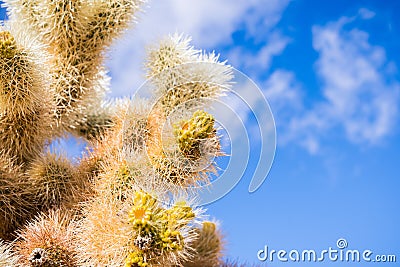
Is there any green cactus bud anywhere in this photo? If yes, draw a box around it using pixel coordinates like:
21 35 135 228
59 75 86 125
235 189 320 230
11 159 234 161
0 31 17 59
174 110 216 159
125 191 197 266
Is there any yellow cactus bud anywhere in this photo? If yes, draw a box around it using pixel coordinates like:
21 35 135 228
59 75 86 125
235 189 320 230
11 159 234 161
174 110 216 160
0 31 17 59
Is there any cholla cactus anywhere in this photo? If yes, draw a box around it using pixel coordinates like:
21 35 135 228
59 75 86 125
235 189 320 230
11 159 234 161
78 189 200 266
0 0 236 266
14 210 79 266
0 240 19 266
0 156 34 240
183 221 224 267
26 152 90 211
0 24 53 165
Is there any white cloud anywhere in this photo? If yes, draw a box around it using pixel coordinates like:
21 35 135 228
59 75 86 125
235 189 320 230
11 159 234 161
239 0 289 40
312 15 399 143
358 8 375 20
277 9 400 153
228 32 290 74
263 70 303 112
261 70 324 153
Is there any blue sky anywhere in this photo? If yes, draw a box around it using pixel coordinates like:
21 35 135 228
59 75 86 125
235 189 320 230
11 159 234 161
1 0 400 266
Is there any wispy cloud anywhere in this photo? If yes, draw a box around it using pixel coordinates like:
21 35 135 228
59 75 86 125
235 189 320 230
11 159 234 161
276 9 400 153
263 70 303 115
228 32 290 75
261 70 322 152
358 8 376 20
313 17 399 142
